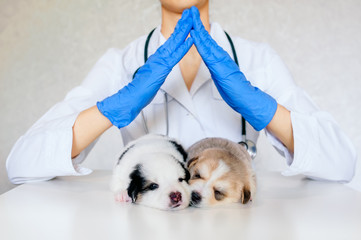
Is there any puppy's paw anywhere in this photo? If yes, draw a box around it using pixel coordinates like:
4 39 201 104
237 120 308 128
114 190 132 203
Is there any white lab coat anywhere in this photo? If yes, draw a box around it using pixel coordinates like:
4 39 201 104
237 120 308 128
6 22 357 184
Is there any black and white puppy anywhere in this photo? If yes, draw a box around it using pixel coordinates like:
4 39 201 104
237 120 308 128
110 134 191 210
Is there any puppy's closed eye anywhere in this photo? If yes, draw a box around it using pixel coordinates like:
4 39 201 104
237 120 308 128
192 172 202 180
178 178 185 182
145 183 159 191
214 189 225 201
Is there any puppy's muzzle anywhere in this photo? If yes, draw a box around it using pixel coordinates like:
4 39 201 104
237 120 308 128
190 191 202 206
169 191 182 208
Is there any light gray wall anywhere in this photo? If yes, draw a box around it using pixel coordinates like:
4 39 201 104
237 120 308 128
1 0 360 194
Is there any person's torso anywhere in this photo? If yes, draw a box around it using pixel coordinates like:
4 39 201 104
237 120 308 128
117 23 274 149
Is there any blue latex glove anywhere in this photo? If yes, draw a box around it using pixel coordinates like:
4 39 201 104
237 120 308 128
190 6 277 131
97 9 193 128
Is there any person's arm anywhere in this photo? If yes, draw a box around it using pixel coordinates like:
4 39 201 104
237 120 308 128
190 6 296 153
71 106 112 158
7 11 194 184
266 104 294 154
190 7 277 129
73 9 194 158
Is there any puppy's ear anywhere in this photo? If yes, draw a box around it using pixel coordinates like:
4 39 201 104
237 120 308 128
184 168 190 183
241 185 252 204
170 140 188 162
180 162 191 183
127 164 145 203
117 144 134 165
187 156 199 169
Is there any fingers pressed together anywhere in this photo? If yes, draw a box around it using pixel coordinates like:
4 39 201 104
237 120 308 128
159 6 222 64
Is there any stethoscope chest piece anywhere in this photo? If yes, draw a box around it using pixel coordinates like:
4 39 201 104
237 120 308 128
239 139 257 160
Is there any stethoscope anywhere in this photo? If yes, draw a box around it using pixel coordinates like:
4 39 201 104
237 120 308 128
132 28 257 159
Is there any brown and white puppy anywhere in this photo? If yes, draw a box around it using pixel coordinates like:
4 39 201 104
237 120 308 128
186 137 256 207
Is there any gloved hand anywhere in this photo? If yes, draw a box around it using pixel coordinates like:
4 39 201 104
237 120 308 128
97 9 193 128
190 6 277 131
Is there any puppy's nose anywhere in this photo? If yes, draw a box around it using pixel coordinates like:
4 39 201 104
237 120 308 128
191 191 202 205
169 191 182 204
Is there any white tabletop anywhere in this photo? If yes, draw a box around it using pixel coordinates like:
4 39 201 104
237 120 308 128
1 170 360 240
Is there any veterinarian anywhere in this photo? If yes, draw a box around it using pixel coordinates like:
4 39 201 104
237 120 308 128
7 1 356 184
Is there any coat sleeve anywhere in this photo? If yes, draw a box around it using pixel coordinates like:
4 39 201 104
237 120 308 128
262 45 357 182
6 48 128 184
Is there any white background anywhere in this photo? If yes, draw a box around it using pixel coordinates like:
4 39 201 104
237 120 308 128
1 0 360 194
